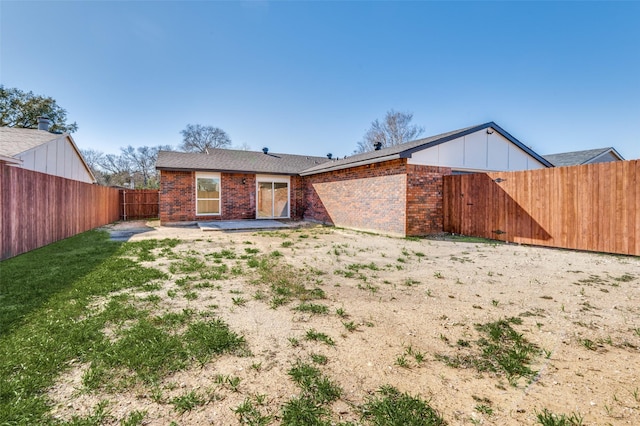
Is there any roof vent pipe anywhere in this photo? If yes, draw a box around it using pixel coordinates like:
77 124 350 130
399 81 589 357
327 153 333 159
262 147 269 154
37 116 50 132
373 141 382 151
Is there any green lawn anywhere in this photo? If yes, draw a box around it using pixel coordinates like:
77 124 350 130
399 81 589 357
0 231 175 424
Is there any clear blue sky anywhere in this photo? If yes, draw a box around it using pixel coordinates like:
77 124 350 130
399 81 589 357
1 1 639 160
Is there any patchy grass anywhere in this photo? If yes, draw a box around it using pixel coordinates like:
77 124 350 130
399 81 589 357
0 232 170 423
119 238 180 262
252 255 326 308
184 319 248 364
171 390 205 413
294 303 330 315
432 234 501 244
0 231 250 424
281 360 342 425
234 396 272 425
288 360 341 404
535 408 584 425
436 317 540 386
305 329 335 346
613 273 635 282
83 305 247 389
361 385 446 426
2 224 638 425
168 255 206 274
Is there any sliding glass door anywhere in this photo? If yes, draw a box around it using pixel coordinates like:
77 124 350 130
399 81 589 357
257 176 289 219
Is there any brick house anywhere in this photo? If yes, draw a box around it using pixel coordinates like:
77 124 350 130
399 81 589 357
156 148 329 223
157 122 552 236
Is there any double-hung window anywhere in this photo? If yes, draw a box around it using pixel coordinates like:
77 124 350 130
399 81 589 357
196 173 220 215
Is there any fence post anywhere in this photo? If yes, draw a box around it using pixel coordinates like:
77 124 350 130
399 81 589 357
122 190 127 221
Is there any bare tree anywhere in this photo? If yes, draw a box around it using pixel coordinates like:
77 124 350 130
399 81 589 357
354 110 424 154
179 124 231 153
120 145 171 187
98 153 133 187
234 141 252 151
99 153 131 176
80 148 107 185
80 148 103 170
81 145 172 188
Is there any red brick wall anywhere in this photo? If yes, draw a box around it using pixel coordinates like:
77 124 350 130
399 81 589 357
160 170 304 223
160 162 451 235
303 159 408 236
405 164 452 236
221 173 256 220
290 175 306 220
159 170 194 222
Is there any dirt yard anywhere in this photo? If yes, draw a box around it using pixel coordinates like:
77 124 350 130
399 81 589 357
49 221 640 425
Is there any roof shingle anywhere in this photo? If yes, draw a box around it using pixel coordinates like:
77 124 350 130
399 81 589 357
0 127 67 157
543 148 623 167
156 149 330 175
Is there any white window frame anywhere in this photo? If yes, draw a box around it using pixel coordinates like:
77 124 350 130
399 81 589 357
195 172 221 216
256 175 290 219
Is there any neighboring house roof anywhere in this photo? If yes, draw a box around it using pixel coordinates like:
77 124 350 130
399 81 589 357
156 149 330 175
300 122 553 175
543 147 624 167
0 126 66 157
0 153 21 165
0 127 96 182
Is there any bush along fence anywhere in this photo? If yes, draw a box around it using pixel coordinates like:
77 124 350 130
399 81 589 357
1 163 121 260
443 159 639 256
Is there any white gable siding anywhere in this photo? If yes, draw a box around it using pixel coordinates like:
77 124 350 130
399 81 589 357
463 131 487 169
15 137 94 183
487 134 509 169
56 138 67 177
437 136 465 165
34 143 48 171
407 129 546 172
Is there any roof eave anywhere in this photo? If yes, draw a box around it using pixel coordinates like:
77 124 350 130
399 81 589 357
0 154 22 165
65 134 97 183
584 148 625 164
399 122 553 168
489 123 554 167
156 166 298 176
300 153 402 176
398 122 496 158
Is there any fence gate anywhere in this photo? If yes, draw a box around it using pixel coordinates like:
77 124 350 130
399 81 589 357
120 189 159 220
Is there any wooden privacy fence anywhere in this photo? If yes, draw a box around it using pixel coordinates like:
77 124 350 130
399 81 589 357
1 163 121 261
443 160 639 256
120 189 159 220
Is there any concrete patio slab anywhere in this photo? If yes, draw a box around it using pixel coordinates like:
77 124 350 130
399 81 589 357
197 220 293 231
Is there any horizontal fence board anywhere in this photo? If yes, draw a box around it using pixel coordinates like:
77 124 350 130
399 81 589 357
0 164 120 261
443 160 640 256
